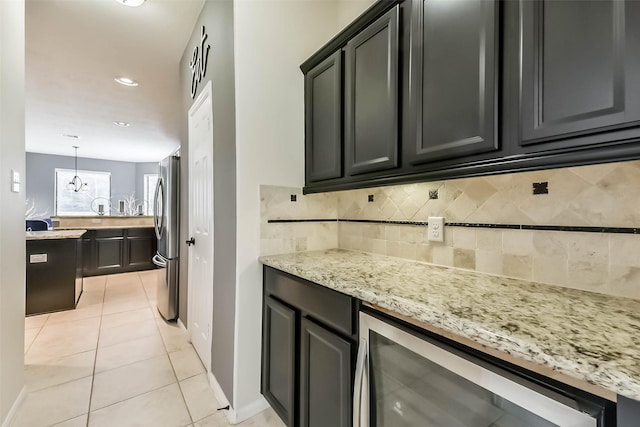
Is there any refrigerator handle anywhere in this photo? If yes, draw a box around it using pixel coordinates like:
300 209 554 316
353 338 368 427
153 177 164 240
152 254 167 268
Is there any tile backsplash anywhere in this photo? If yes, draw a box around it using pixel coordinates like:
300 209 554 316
261 160 640 299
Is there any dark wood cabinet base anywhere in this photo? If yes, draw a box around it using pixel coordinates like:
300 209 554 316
82 227 157 277
26 238 82 316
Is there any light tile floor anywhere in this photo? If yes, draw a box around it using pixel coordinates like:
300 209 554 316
16 270 284 427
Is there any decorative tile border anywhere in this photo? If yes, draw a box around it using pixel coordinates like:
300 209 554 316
268 218 640 234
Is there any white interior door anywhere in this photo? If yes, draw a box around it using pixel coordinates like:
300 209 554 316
188 81 214 371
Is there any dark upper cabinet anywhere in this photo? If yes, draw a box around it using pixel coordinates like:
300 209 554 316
299 317 352 427
406 0 499 164
262 296 297 427
345 5 400 176
302 0 640 194
512 0 640 151
305 51 343 183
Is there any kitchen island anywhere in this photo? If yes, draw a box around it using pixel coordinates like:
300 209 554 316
51 216 157 276
260 249 640 403
26 230 86 315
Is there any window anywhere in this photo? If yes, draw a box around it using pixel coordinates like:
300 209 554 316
144 174 159 215
55 169 111 216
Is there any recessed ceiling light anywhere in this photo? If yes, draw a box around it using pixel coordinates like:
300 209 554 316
115 0 146 7
61 134 80 139
114 76 139 87
113 121 130 127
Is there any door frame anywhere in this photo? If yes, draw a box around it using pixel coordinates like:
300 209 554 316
187 80 214 372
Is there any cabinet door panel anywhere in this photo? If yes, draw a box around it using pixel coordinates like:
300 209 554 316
519 0 640 146
300 317 352 427
95 237 124 272
408 0 499 164
262 296 296 427
127 236 154 268
345 6 399 176
305 51 342 182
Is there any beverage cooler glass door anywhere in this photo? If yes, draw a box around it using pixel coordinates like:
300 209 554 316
354 312 601 427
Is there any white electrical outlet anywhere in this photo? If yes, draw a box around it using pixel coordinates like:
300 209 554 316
427 217 444 242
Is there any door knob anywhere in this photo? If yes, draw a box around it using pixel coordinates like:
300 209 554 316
186 237 195 246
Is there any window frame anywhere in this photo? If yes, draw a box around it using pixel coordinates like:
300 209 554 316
143 173 159 216
54 168 112 216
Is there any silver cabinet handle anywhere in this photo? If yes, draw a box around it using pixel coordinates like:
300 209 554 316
353 338 368 427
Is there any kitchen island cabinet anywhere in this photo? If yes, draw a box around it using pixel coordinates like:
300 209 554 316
26 230 85 316
262 266 357 427
81 227 156 277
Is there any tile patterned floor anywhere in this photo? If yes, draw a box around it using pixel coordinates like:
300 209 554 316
16 271 284 427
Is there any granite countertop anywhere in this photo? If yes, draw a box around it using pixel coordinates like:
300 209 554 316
55 225 154 230
26 230 87 240
259 249 640 401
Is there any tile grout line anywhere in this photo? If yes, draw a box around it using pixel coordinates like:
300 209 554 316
85 276 108 427
140 272 199 425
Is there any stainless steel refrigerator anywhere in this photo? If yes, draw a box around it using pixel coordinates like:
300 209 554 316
152 154 180 321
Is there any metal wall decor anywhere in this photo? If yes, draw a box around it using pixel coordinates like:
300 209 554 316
189 25 211 98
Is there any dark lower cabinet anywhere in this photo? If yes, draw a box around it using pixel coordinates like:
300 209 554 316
95 229 125 274
263 296 297 427
262 267 358 427
126 228 157 269
300 317 352 427
26 238 83 315
83 228 157 276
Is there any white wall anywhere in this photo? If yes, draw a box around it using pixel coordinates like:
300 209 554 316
337 0 376 30
0 0 26 424
232 0 341 416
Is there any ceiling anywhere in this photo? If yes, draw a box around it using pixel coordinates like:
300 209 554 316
25 0 205 163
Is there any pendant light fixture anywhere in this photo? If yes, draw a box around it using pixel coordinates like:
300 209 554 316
67 146 89 192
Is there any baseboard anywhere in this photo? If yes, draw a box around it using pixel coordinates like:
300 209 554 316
177 317 187 333
230 396 270 424
2 386 26 427
207 371 231 413
206 373 269 425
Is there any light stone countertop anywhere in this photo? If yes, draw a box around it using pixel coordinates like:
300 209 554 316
26 230 87 240
259 249 640 401
55 225 154 230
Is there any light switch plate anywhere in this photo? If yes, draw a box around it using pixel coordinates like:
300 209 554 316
427 217 444 242
11 170 20 193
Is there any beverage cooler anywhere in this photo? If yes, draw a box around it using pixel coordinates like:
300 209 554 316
354 311 616 427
